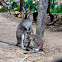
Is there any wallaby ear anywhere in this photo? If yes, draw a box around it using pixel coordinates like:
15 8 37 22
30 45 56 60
26 8 30 13
23 7 26 13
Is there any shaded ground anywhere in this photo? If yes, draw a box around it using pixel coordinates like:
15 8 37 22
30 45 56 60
0 12 62 62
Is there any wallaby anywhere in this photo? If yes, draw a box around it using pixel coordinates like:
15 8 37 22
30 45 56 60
16 8 33 50
28 34 44 52
0 7 33 50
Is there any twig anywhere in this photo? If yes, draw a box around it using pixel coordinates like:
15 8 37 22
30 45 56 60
19 55 29 62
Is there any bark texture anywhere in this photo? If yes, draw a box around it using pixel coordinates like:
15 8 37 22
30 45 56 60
37 0 48 37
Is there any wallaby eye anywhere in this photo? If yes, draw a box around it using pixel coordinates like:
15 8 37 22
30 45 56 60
27 15 29 18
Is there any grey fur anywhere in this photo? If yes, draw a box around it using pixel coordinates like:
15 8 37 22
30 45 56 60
16 11 33 50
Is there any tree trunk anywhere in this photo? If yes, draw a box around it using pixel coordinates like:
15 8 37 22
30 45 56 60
19 0 24 12
47 0 51 13
37 0 48 37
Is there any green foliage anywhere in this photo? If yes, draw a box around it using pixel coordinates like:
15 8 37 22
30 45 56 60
15 7 20 10
24 0 61 13
10 0 13 2
24 0 39 13
0 8 8 12
24 0 32 8
50 8 62 13
50 0 62 13
60 4 62 10
50 2 55 10
50 9 62 13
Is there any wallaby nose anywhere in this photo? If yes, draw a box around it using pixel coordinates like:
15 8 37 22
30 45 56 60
25 14 27 18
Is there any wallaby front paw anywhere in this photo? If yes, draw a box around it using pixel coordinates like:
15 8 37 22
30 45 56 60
21 46 26 50
33 48 40 52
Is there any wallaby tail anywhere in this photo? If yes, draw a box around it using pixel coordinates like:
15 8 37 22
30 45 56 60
0 40 17 46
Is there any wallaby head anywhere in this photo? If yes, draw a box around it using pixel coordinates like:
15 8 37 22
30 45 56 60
27 34 44 51
16 7 33 50
21 7 30 20
23 12 29 19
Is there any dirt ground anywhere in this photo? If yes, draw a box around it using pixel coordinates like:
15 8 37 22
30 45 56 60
0 12 62 62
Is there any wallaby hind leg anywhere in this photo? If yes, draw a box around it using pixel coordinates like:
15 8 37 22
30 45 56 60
26 42 30 48
21 34 26 50
16 39 21 46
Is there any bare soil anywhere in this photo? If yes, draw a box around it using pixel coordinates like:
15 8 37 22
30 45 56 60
0 12 62 62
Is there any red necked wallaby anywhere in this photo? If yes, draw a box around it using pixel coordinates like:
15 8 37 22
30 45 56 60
28 34 44 52
16 8 33 50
